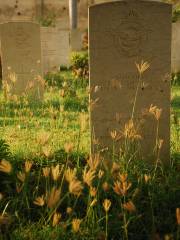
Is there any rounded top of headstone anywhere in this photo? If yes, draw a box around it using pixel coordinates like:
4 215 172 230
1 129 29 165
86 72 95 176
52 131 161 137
89 0 171 8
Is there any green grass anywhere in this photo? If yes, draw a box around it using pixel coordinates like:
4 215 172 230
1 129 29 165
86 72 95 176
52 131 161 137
0 71 89 160
0 74 179 161
172 86 180 117
0 71 179 240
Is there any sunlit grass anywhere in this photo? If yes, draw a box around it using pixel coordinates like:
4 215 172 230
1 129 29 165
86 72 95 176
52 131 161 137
0 71 89 159
0 69 179 240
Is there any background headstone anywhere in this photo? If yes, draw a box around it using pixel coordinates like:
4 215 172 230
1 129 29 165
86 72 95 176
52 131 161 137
70 29 83 51
0 22 43 99
172 21 180 73
41 27 70 73
89 1 171 163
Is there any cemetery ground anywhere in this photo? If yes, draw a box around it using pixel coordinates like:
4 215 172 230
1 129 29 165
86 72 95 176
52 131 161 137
0 68 179 240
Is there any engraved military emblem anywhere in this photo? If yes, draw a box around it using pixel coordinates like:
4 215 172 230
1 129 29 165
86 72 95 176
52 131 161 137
114 9 150 57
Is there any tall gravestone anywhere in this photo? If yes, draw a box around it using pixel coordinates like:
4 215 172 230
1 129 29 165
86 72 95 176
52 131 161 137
89 1 172 163
0 22 43 99
41 27 70 73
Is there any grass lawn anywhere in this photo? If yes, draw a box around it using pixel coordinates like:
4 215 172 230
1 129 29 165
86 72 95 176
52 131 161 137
0 70 179 240
0 72 179 160
0 71 89 161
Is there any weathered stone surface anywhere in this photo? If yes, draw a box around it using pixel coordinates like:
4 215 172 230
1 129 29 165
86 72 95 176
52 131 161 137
1 22 43 99
89 1 171 163
41 27 70 73
70 29 83 51
172 21 180 73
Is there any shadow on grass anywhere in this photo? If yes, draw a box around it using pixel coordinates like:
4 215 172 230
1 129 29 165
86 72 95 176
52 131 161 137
11 148 88 169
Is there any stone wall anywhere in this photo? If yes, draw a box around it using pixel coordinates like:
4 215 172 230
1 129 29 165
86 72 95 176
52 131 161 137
0 0 117 29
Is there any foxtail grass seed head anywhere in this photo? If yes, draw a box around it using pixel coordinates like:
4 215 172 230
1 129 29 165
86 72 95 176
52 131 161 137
0 160 12 174
52 212 61 227
113 179 132 196
37 75 45 87
51 165 61 181
69 179 83 196
64 142 74 153
119 173 128 183
9 72 17 83
176 208 180 225
111 162 120 176
66 207 73 215
17 171 26 183
24 161 33 173
16 183 23 193
33 196 45 207
158 139 164 150
144 174 151 183
98 169 104 179
83 167 96 187
87 153 101 170
113 181 122 196
155 109 162 121
90 198 97 207
42 167 50 178
47 187 61 208
72 218 82 233
42 145 52 158
65 167 77 183
110 130 117 140
124 120 141 140
149 104 162 121
123 201 136 212
135 60 150 74
103 199 111 212
90 187 97 197
26 81 35 90
102 182 110 192
37 131 50 146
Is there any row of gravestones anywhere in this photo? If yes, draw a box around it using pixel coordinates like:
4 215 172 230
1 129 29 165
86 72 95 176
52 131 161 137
0 22 83 98
0 1 172 164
